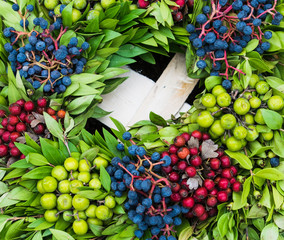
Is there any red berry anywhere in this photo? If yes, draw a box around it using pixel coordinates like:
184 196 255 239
230 166 238 176
33 123 45 134
138 0 149 8
181 132 190 141
175 0 185 7
221 168 233 179
220 155 231 168
19 112 27 122
162 165 173 174
16 122 27 132
185 166 196 177
170 154 179 165
177 147 190 159
202 133 210 141
10 147 21 157
36 107 44 114
47 107 56 115
8 142 15 149
181 179 189 190
9 103 22 116
161 151 170 158
218 178 230 190
191 130 202 140
16 99 25 107
225 188 232 196
198 212 208 221
8 115 19 126
7 124 16 132
171 183 181 193
169 171 180 182
170 193 182 202
24 101 35 112
182 197 195 208
214 176 221 184
179 189 188 198
10 132 21 142
2 131 10 142
199 145 202 152
173 12 183 22
190 155 202 167
177 160 188 171
185 210 194 218
169 144 179 154
204 179 215 191
216 148 224 157
217 191 228 202
209 188 218 196
0 128 5 137
232 181 242 192
25 114 35 124
0 110 6 118
205 170 216 179
192 204 205 217
37 97 47 107
210 158 221 170
208 207 217 217
0 145 8 157
1 118 8 128
174 136 186 147
189 147 198 156
20 154 25 159
194 187 208 200
230 178 236 184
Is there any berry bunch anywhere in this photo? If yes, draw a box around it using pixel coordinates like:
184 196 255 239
4 3 89 94
108 132 181 240
0 99 63 162
186 0 282 78
161 130 242 221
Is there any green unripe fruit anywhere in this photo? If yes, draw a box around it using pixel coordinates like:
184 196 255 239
44 209 59 222
244 114 254 125
85 204 97 218
72 195 90 211
73 220 88 235
210 120 225 136
104 196 116 209
197 111 214 128
226 136 242 151
64 157 79 171
73 0 87 9
267 95 284 111
86 10 100 21
70 152 81 160
63 210 73 221
221 134 229 144
261 131 274 141
220 114 236 130
61 0 71 4
254 109 265 125
93 156 108 170
241 138 247 147
79 159 91 172
233 98 250 115
101 0 116 9
268 151 276 158
94 3 104 11
58 180 70 193
44 0 59 10
70 180 83 194
231 81 243 92
96 205 110 220
42 176 58 192
233 126 247 139
78 171 91 184
107 209 113 219
87 218 103 226
91 173 99 179
89 178 102 189
73 210 87 220
249 96 261 109
69 171 79 180
72 8 82 23
54 5 61 15
255 81 270 95
201 93 216 108
217 93 231 107
51 166 68 181
37 180 46 194
249 74 260 88
246 125 259 141
40 193 57 210
190 110 202 123
207 106 222 117
129 4 138 10
208 129 219 139
57 194 72 210
212 85 226 97
243 92 252 100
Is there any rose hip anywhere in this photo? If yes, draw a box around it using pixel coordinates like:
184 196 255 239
162 165 173 174
202 133 210 140
218 178 230 190
192 204 205 217
170 154 179 165
209 188 218 196
216 148 224 157
169 144 179 154
232 181 242 192
199 212 208 221
179 189 188 198
8 116 19 126
181 179 189 190
16 122 26 132
177 147 190 159
172 183 181 193
7 124 16 132
210 158 221 170
177 161 188 171
220 155 231 168
33 123 45 134
174 135 186 147
189 147 198 156
16 99 25 107
19 112 27 122
185 166 196 177
10 147 21 157
221 168 234 179
190 155 202 167
10 132 20 142
0 110 6 118
161 151 170 158
181 132 190 141
2 118 8 128
204 179 215 191
194 187 208 200
0 145 8 157
169 171 180 182
217 191 228 202
182 197 195 208
206 170 216 179
24 101 35 112
37 97 47 107
9 103 21 115
2 131 10 142
230 166 238 176
170 193 182 202
191 130 202 140
25 114 35 124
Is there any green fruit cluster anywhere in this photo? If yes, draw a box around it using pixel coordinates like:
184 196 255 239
38 154 115 235
192 74 284 152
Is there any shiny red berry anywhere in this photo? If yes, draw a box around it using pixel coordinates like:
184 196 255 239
20 154 25 159
230 166 238 176
169 171 180 182
232 181 242 192
10 147 21 157
216 148 224 157
220 155 231 168
36 107 44 114
170 193 182 202
177 147 190 159
7 124 16 132
208 207 217 217
181 179 189 190
161 151 170 158
10 132 20 142
214 176 221 184
181 132 190 141
199 212 208 221
230 178 236 184
9 103 21 116
8 115 19 126
204 179 215 191
33 123 45 134
37 97 47 107
162 165 173 174
190 155 202 167
202 133 210 141
210 158 221 170
185 166 196 177
16 99 25 107
2 131 10 142
0 145 8 157
209 188 218 196
218 178 230 190
0 110 6 118
177 160 188 171
174 136 186 147
179 189 188 198
24 101 35 112
8 142 15 149
221 168 233 179
171 183 181 193
189 147 198 156
1 118 8 128
192 204 205 217
16 122 26 132
19 112 27 122
25 114 35 124
217 191 228 202
0 128 4 137
191 130 202 140
205 170 216 179
182 197 194 208
170 154 179 165
194 187 208 200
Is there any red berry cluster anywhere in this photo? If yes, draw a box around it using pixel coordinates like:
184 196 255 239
0 98 58 160
162 130 242 221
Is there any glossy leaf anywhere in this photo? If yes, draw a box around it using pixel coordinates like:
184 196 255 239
26 153 49 166
255 168 284 180
260 223 279 240
100 165 111 192
22 166 53 179
225 150 252 169
261 109 283 130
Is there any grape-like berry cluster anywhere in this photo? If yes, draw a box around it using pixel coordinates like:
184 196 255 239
0 98 63 162
108 132 183 240
4 3 89 93
186 0 282 79
161 130 242 221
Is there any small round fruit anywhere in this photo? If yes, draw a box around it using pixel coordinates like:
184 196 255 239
261 131 274 141
77 171 91 184
37 180 46 194
86 10 100 21
267 95 284 111
233 126 247 140
197 111 214 128
54 5 61 15
249 74 259 88
105 196 116 209
210 120 225 136
201 93 216 108
57 194 72 210
40 193 57 209
255 81 270 94
217 92 231 107
73 219 88 235
249 96 261 109
207 106 222 117
51 166 68 181
73 0 87 9
212 85 226 97
87 218 103 226
246 125 259 142
44 209 59 222
233 98 250 115
254 109 265 125
100 0 116 9
96 205 110 220
85 204 97 218
72 195 90 211
58 180 71 193
79 159 91 172
70 152 81 160
220 114 236 130
89 178 102 190
73 210 87 220
64 157 79 171
63 210 73 221
226 136 242 151
44 0 59 10
93 156 108 170
244 114 254 125
92 173 99 179
70 180 83 194
70 171 79 180
42 176 58 192
72 8 82 23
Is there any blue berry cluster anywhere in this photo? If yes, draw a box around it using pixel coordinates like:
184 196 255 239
106 132 183 239
4 3 90 94
186 0 282 77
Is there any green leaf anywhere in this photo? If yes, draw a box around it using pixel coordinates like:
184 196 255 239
261 223 279 240
50 228 75 240
252 218 265 231
109 55 136 68
14 142 38 156
26 153 49 166
217 213 230 237
259 184 272 209
103 128 121 157
118 224 137 237
66 95 95 115
265 31 282 52
77 190 103 200
265 76 284 92
245 39 259 52
0 182 8 195
70 73 103 84
241 176 252 204
272 131 284 158
62 2 73 27
205 76 222 91
22 166 53 179
178 226 193 240
274 214 284 230
32 231 43 240
43 112 64 142
100 165 111 192
149 112 167 127
102 224 127 235
3 168 26 181
272 185 283 209
159 126 179 144
25 133 41 152
89 223 104 236
225 150 252 169
261 109 283 130
40 138 66 165
116 44 148 58
255 168 284 180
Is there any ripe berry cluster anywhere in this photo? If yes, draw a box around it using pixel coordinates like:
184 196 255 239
161 130 242 221
0 99 63 161
186 0 282 79
107 132 181 240
4 3 89 94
